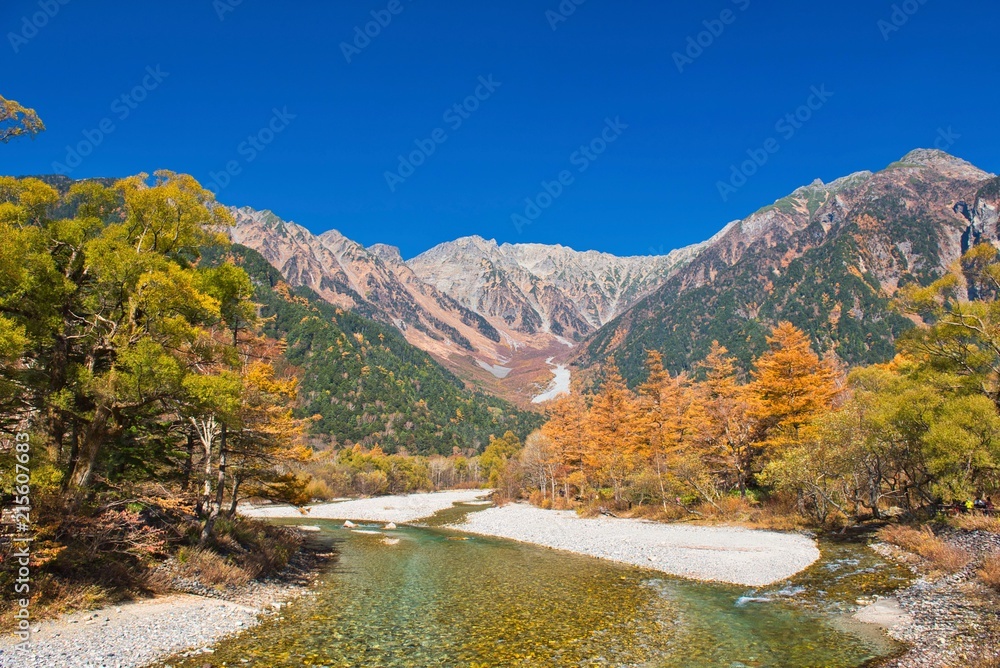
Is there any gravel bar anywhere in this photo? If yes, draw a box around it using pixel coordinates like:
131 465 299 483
449 503 820 586
0 595 260 668
241 489 490 523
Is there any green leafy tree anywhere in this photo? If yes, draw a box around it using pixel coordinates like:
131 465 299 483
0 95 44 143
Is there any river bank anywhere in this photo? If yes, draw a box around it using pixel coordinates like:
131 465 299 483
857 528 1000 668
11 490 988 667
0 530 334 668
449 502 821 586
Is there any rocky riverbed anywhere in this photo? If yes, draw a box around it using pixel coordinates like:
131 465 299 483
861 529 1000 667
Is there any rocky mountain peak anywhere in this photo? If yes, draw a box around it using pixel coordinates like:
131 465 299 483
368 243 404 266
894 149 992 180
408 236 700 342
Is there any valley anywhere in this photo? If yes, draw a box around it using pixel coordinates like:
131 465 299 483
5 6 1000 666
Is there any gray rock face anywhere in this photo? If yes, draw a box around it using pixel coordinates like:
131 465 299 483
407 236 703 341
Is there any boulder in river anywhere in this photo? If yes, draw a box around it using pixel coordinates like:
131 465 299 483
384 522 397 530
343 520 357 528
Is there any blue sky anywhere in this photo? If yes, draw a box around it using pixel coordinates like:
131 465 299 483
2 1 998 258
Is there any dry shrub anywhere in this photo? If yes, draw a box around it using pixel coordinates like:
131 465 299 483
209 517 300 579
714 495 753 516
303 476 335 501
978 552 1000 591
0 578 122 634
551 496 575 511
692 494 809 531
878 525 972 573
629 503 696 522
953 513 1000 533
174 547 252 587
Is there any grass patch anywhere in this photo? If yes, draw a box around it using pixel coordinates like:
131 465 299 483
878 525 971 573
172 547 252 587
979 552 1000 592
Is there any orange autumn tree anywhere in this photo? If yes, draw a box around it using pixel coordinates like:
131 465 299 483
699 342 760 497
225 359 309 516
751 322 840 452
637 351 712 509
584 360 645 504
540 392 588 497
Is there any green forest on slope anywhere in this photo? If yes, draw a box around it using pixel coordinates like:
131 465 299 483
211 245 542 456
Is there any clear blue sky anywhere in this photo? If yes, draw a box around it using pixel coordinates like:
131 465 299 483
2 1 998 259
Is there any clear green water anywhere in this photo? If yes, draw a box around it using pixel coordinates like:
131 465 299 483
161 506 908 668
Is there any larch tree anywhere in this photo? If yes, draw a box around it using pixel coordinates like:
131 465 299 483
751 322 840 451
540 393 588 497
699 342 759 497
637 351 702 509
585 360 644 504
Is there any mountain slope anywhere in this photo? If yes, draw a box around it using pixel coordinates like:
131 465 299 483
207 244 542 454
225 208 545 393
580 149 999 383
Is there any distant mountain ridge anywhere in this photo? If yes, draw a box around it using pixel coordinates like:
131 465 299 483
407 235 701 341
30 148 996 402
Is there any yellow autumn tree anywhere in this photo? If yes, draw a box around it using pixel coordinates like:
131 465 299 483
0 94 44 143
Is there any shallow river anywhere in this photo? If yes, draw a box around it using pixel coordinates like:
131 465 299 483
161 503 910 667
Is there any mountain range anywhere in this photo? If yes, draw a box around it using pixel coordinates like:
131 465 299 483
225 149 998 402
226 207 697 402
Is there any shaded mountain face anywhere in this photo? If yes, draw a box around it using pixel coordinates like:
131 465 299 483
407 237 701 342
580 149 1000 383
